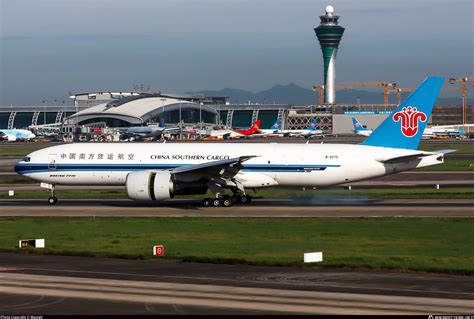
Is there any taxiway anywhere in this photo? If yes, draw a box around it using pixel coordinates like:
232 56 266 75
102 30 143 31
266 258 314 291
0 198 473 217
0 253 472 315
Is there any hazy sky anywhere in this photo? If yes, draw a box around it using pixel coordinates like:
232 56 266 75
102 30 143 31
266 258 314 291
1 0 473 105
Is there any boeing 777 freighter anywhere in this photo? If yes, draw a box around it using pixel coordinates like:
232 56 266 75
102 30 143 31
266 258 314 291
16 77 451 206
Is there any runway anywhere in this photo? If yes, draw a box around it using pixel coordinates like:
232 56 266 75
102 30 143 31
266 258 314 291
0 198 473 217
0 253 472 315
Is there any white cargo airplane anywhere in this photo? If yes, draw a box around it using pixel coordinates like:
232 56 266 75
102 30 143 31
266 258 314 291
16 77 451 206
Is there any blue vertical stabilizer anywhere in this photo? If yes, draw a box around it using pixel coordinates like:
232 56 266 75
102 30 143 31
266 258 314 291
361 77 444 150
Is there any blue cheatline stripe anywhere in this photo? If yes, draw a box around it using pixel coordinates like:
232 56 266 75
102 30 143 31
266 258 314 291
15 163 341 175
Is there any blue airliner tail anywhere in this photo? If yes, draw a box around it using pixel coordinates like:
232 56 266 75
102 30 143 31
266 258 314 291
361 77 444 150
352 117 367 131
304 118 318 131
269 119 281 130
158 118 165 128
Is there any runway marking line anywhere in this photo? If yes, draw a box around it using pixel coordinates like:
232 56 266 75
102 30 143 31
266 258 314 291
11 266 474 298
1 273 472 315
0 267 22 272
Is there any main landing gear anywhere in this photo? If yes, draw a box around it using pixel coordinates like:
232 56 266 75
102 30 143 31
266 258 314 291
201 194 252 207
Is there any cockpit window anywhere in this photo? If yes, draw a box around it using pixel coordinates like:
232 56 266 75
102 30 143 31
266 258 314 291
23 156 31 162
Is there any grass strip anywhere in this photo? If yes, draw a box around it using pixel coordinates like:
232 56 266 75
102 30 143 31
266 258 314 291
419 159 473 171
1 217 472 275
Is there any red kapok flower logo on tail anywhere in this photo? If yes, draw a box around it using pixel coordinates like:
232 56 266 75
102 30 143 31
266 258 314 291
392 106 427 137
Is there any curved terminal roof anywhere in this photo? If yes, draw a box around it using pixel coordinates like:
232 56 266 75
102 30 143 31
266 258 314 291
65 95 218 126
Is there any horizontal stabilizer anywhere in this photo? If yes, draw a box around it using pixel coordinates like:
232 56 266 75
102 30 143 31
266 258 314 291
375 152 436 164
431 149 457 154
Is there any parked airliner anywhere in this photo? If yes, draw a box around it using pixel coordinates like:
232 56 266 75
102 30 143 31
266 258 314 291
0 129 36 142
210 120 261 139
259 118 324 138
280 118 324 138
120 119 179 141
351 117 373 137
16 77 451 207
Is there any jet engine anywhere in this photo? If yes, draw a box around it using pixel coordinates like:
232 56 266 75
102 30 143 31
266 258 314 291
125 171 208 201
7 135 17 142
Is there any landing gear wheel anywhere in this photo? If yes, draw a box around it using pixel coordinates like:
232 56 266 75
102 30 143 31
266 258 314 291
240 195 251 204
48 196 58 205
221 196 232 207
212 198 221 207
202 198 212 207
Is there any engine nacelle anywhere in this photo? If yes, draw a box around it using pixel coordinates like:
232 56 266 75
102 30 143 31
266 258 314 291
126 171 173 201
7 135 17 142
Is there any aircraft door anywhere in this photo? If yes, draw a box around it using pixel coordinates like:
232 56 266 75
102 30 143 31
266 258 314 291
48 154 57 169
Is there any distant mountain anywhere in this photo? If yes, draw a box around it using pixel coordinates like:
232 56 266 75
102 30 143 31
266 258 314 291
189 83 314 104
189 84 473 105
189 88 256 103
254 83 315 104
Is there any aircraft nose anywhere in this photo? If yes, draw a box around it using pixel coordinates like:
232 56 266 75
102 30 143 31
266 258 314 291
14 157 29 174
14 161 21 174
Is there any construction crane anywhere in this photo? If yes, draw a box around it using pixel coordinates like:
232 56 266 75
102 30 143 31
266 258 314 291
386 87 415 105
449 77 474 125
312 82 397 105
335 82 397 105
311 84 325 105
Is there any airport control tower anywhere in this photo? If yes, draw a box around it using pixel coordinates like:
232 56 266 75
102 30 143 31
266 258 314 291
314 5 345 104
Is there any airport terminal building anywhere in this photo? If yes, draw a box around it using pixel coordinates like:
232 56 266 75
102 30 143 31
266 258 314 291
1 91 471 136
65 94 218 127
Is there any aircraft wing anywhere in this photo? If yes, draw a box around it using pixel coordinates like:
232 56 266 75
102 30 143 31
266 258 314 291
171 156 257 178
210 130 232 139
163 127 180 133
169 155 257 191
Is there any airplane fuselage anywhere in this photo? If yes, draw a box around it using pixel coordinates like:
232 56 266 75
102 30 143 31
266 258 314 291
16 142 442 188
1 129 36 141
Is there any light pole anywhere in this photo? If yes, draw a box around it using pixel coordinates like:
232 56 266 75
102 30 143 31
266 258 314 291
179 102 182 139
42 100 47 125
160 98 166 124
75 99 79 125
199 103 202 127
62 100 65 123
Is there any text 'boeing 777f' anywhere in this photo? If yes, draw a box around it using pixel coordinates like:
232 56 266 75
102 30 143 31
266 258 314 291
15 77 452 206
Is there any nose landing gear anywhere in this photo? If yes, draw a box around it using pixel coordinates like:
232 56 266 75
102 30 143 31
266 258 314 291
42 183 58 205
48 196 58 205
